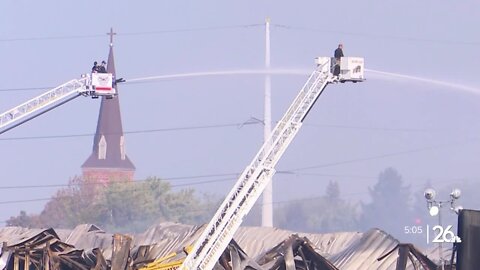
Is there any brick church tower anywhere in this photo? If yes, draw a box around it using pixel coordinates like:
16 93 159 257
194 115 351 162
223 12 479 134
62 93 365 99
82 31 135 183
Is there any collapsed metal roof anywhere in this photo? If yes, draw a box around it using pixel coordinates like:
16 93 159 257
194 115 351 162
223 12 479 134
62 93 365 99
0 223 439 270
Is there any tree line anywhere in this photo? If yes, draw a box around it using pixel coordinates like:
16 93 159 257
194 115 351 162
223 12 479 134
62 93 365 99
7 177 219 232
8 167 473 244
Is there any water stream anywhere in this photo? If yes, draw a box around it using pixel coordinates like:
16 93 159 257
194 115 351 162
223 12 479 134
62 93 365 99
126 68 480 95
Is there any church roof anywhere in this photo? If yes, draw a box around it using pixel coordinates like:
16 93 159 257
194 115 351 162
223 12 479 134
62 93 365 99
82 42 135 171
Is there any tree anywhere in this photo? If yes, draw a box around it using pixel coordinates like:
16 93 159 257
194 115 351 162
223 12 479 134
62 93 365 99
39 176 107 228
326 180 340 201
9 176 219 232
275 180 358 233
6 211 41 228
360 167 414 240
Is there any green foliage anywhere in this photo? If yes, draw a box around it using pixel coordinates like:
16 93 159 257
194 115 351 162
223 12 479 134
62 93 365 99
275 180 358 233
7 176 219 232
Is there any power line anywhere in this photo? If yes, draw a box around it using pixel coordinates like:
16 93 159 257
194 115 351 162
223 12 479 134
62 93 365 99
0 68 309 92
0 173 239 190
277 171 480 186
0 166 476 193
0 121 475 142
0 198 53 205
0 122 259 141
118 24 262 37
289 137 480 172
280 171 376 180
0 170 354 192
0 34 105 42
273 24 480 46
0 177 237 205
0 171 377 191
0 120 478 192
304 123 447 133
0 124 478 194
0 171 378 192
0 24 263 43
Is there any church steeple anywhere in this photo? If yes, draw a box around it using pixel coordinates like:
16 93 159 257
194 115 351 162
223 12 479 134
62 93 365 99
82 29 135 183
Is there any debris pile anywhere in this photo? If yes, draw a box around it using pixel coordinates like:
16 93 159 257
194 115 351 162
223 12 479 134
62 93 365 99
0 224 438 270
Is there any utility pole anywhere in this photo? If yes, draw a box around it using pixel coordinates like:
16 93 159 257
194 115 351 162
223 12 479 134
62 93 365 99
261 17 273 227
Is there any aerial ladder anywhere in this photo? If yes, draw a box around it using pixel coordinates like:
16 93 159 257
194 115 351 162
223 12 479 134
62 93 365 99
179 56 365 270
0 73 117 135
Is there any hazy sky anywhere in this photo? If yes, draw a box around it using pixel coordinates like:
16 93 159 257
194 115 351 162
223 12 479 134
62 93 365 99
1 0 480 240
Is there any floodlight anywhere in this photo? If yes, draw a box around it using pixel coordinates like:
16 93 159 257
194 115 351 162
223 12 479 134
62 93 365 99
424 188 436 201
450 188 461 200
429 205 440 216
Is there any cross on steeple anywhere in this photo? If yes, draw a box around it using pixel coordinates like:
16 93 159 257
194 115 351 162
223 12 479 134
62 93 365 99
107 27 117 46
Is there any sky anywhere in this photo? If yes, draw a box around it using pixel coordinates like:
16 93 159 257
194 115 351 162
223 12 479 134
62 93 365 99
1 0 480 243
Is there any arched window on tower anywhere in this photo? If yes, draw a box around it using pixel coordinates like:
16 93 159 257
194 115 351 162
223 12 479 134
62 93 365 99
99 135 107 159
120 135 126 160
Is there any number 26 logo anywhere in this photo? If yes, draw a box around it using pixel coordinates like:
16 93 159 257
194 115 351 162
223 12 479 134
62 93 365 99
432 225 462 243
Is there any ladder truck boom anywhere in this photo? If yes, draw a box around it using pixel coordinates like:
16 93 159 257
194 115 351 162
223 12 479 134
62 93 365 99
180 56 365 270
0 73 117 135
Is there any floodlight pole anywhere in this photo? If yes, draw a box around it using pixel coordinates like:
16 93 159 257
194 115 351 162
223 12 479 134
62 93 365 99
438 202 444 270
427 198 447 270
425 188 461 270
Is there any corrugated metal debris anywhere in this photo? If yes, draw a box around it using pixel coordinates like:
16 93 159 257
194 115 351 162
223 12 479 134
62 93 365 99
256 235 338 270
377 244 437 270
0 224 440 270
0 228 107 270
